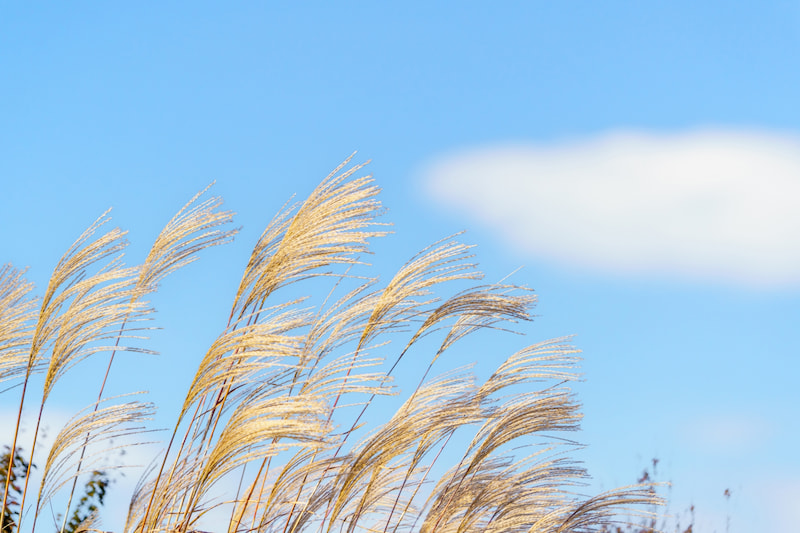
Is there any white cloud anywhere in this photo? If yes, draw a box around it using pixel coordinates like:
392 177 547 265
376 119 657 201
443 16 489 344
422 130 800 287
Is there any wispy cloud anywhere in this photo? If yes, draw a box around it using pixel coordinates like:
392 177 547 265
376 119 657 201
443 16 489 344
422 130 800 287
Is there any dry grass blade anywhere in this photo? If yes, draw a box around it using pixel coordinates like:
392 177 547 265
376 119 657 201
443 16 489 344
357 236 480 353
328 369 482 531
418 349 584 533
0 160 664 533
0 265 37 386
300 280 380 368
550 485 664 532
179 314 309 420
318 284 538 523
43 264 152 401
470 392 581 473
337 461 413 533
136 183 238 296
313 238 489 478
125 461 160 533
246 451 343 532
2 211 131 526
179 393 332 529
231 156 386 322
390 284 537 411
127 451 207 533
162 161 387 524
34 397 155 516
431 285 535 360
154 161 389 532
74 185 236 533
479 455 588 532
418 286 533 344
478 338 581 399
28 210 128 379
298 351 394 401
421 456 517 533
227 285 388 533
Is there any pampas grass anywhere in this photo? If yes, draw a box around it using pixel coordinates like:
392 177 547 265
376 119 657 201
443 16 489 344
0 157 660 532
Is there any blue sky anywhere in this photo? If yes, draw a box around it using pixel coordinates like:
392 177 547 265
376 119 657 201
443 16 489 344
2 3 799 531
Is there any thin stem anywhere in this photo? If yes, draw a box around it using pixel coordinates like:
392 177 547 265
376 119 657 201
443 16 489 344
405 430 455 533
177 305 263 532
230 454 271 533
60 315 129 533
285 342 367 533
397 451 442 533
21 403 45 533
138 415 187 532
141 299 244 532
1 377 29 526
310 339 437 532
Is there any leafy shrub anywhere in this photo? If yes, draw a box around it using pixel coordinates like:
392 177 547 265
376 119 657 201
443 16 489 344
0 446 32 533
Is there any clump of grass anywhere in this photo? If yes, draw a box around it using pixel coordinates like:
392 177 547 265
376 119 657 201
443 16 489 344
0 157 661 532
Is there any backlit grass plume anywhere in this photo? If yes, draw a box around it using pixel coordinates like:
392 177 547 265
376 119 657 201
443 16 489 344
0 158 660 532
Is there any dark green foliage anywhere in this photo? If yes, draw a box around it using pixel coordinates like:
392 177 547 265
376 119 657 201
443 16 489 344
0 446 109 533
0 446 32 533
